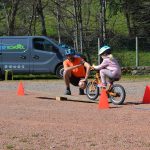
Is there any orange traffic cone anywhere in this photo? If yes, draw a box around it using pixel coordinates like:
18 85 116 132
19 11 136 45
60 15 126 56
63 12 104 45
17 81 25 96
98 88 109 109
143 86 150 104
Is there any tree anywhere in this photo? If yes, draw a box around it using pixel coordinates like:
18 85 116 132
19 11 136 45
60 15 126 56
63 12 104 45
130 0 150 37
36 0 47 36
2 0 21 35
73 0 83 53
99 0 106 45
107 0 150 37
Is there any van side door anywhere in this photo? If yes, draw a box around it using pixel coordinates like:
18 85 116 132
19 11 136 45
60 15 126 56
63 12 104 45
30 37 62 73
1 37 30 73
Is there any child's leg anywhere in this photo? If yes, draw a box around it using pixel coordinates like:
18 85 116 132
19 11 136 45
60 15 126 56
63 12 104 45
100 69 114 85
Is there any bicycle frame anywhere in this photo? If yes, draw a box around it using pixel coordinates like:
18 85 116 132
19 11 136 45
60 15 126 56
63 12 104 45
90 70 119 97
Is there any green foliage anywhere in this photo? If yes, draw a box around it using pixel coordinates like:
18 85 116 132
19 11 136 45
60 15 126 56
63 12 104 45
45 15 58 36
107 12 128 35
114 50 150 67
0 0 149 69
130 0 150 36
138 51 150 66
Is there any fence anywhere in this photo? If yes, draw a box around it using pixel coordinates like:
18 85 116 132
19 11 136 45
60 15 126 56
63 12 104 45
57 35 150 67
95 37 150 67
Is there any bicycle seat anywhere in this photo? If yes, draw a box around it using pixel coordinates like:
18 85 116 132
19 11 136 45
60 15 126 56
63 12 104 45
109 78 120 82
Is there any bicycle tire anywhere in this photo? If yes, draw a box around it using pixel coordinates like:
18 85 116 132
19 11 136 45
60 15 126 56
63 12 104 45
86 81 99 100
109 84 126 105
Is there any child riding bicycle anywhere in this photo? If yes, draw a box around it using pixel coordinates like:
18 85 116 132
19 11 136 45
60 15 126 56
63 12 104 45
91 45 121 88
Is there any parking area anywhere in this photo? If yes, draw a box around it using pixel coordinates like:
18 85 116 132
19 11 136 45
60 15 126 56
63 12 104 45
0 79 150 149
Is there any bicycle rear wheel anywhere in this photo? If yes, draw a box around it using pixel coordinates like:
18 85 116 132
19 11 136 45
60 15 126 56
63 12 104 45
109 84 126 105
86 81 99 100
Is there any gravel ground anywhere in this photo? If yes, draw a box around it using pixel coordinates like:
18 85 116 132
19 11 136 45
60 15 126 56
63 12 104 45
0 79 150 150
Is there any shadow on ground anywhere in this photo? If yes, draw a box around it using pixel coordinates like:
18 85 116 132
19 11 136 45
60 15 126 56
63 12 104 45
124 102 142 105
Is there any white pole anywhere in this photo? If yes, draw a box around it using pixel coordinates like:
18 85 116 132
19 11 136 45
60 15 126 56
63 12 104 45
98 38 100 64
136 36 139 67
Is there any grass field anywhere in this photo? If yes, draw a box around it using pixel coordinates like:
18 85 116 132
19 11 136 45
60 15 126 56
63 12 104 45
12 74 150 81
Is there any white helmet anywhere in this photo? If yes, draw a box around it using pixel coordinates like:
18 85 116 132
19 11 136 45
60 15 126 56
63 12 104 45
98 45 111 55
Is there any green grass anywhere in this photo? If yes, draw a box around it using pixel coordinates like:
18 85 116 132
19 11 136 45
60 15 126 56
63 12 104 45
13 74 60 80
114 50 150 67
6 144 14 149
88 49 150 67
121 74 150 81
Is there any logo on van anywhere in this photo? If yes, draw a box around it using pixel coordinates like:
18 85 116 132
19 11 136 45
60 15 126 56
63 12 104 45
0 44 26 50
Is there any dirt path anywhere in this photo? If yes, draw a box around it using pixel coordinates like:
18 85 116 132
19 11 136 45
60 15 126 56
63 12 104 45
0 80 150 150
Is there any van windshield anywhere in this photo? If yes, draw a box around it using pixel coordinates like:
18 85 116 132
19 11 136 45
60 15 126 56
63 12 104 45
49 38 59 45
47 37 74 50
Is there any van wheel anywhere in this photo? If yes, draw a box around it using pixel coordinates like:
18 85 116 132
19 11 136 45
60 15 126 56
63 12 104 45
0 75 5 80
55 65 64 78
0 69 4 81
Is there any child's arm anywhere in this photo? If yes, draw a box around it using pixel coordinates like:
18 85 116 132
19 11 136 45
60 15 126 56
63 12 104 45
93 59 109 70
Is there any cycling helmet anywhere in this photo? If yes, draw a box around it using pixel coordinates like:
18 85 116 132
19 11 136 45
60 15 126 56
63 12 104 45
98 45 111 55
65 48 75 56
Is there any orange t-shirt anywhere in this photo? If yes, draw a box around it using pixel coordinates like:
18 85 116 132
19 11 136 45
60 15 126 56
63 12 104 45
63 56 86 78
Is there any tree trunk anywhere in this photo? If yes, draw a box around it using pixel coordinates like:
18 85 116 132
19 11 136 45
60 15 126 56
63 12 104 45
28 0 37 35
124 0 132 37
99 0 106 46
78 0 83 54
36 0 47 36
73 0 79 51
55 0 61 43
3 0 20 35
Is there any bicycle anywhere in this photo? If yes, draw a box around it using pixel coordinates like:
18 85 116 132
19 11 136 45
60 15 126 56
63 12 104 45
86 70 126 105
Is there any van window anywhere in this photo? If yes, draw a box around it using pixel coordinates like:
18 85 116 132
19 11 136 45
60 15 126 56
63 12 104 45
33 38 58 52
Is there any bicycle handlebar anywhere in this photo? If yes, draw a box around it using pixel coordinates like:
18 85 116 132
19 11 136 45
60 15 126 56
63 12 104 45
90 67 99 73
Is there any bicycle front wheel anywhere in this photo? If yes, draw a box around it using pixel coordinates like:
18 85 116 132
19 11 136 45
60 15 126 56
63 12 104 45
109 84 126 105
86 81 99 100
